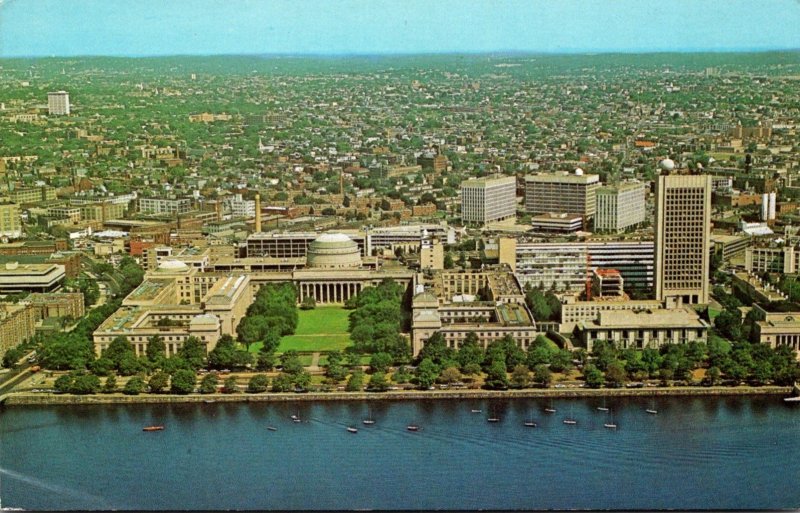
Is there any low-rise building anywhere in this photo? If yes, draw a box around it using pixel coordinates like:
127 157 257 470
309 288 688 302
0 262 65 293
577 307 709 351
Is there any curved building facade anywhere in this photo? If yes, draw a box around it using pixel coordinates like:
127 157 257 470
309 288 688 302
306 233 362 269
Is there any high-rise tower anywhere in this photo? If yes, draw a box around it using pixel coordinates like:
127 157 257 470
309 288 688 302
654 159 712 306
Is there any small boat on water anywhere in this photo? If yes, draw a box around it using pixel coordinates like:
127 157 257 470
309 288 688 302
645 409 658 415
471 409 482 413
523 421 537 427
784 396 800 402
407 425 420 432
363 407 375 425
544 408 556 413
563 419 577 425
142 425 164 432
203 399 215 404
487 417 500 423
267 426 277 431
604 422 618 429
346 426 358 434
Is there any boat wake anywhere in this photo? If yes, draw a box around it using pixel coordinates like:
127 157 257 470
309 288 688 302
0 467 116 509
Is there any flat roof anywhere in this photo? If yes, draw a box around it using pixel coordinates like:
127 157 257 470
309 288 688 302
589 308 708 329
525 173 600 184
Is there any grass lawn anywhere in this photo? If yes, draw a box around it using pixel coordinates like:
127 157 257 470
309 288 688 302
279 307 353 353
709 308 722 322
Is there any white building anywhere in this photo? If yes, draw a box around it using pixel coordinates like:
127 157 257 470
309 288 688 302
460 175 516 224
595 182 646 233
47 91 70 116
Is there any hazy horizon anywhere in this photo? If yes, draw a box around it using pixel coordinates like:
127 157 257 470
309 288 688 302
1 0 799 58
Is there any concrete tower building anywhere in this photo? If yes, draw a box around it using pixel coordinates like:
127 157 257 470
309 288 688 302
47 91 70 115
460 175 516 225
654 159 712 306
524 170 600 219
595 182 646 233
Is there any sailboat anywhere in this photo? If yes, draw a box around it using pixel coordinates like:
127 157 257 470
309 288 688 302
362 407 375 425
291 411 302 423
597 397 609 412
544 398 556 414
645 399 658 414
603 409 617 429
563 403 577 425
346 426 358 434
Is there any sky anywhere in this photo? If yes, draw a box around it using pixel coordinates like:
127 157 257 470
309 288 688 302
0 0 799 57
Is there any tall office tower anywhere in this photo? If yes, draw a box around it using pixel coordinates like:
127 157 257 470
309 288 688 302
654 160 712 306
460 175 516 224
524 169 600 219
595 182 646 233
47 91 70 115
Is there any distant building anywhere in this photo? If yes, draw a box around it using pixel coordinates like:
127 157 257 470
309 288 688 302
594 182 646 233
524 171 600 219
138 197 192 215
745 244 797 274
460 175 516 225
0 262 66 293
417 152 448 172
0 202 22 238
47 91 70 115
9 186 57 205
654 171 712 306
0 303 36 360
751 304 800 359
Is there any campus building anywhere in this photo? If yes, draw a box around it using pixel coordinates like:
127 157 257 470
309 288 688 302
594 182 646 233
0 202 22 238
411 266 538 356
577 307 710 351
654 172 712 306
460 175 516 224
524 171 600 219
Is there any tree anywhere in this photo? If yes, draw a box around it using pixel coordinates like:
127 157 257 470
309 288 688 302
484 359 509 390
148 371 170 393
102 374 118 393
549 350 574 373
533 364 552 388
367 371 389 392
280 351 304 375
199 373 218 394
177 337 206 370
103 336 135 367
392 366 412 383
123 376 145 395
272 373 294 392
346 370 365 392
415 358 439 389
146 336 166 362
605 361 628 388
510 364 530 389
170 369 196 394
54 374 74 394
715 309 743 341
583 364 605 388
70 374 101 395
370 352 393 373
247 374 270 393
707 366 721 386
438 366 462 384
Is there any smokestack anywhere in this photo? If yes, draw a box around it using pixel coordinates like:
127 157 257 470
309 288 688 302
255 194 262 232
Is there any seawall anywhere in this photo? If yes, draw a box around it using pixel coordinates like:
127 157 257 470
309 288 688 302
1 385 792 406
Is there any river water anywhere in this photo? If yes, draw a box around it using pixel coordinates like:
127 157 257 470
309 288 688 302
1 396 798 510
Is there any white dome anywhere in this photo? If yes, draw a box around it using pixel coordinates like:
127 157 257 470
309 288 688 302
315 233 353 243
574 168 584 175
158 259 189 271
659 158 675 171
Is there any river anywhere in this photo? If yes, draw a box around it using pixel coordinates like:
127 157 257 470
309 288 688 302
1 396 798 510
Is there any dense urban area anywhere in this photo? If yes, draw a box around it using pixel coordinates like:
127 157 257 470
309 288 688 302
1 52 800 400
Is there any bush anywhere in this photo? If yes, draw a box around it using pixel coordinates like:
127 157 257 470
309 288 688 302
170 369 196 394
199 373 218 394
223 376 239 393
247 374 270 393
123 376 145 395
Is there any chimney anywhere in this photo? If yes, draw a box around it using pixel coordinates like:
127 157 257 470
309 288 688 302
255 194 262 233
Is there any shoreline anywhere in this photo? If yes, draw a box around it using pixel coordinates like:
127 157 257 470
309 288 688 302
1 385 793 406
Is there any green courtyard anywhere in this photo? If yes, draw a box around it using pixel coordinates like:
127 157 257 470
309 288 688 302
249 306 352 353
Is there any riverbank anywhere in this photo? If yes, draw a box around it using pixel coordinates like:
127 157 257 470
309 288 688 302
1 385 793 406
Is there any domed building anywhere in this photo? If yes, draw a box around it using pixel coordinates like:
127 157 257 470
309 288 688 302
306 233 362 269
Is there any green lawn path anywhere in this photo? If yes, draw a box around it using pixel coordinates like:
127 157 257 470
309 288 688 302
248 306 353 354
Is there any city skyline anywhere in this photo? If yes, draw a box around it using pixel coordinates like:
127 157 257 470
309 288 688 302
0 0 799 57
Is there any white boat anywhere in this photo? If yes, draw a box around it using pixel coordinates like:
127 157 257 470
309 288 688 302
487 417 500 423
363 407 375 425
645 409 658 414
346 426 358 434
604 422 618 429
563 419 577 425
523 420 537 427
784 396 800 402
471 409 482 413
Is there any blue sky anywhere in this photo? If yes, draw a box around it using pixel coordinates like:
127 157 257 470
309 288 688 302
1 0 799 57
